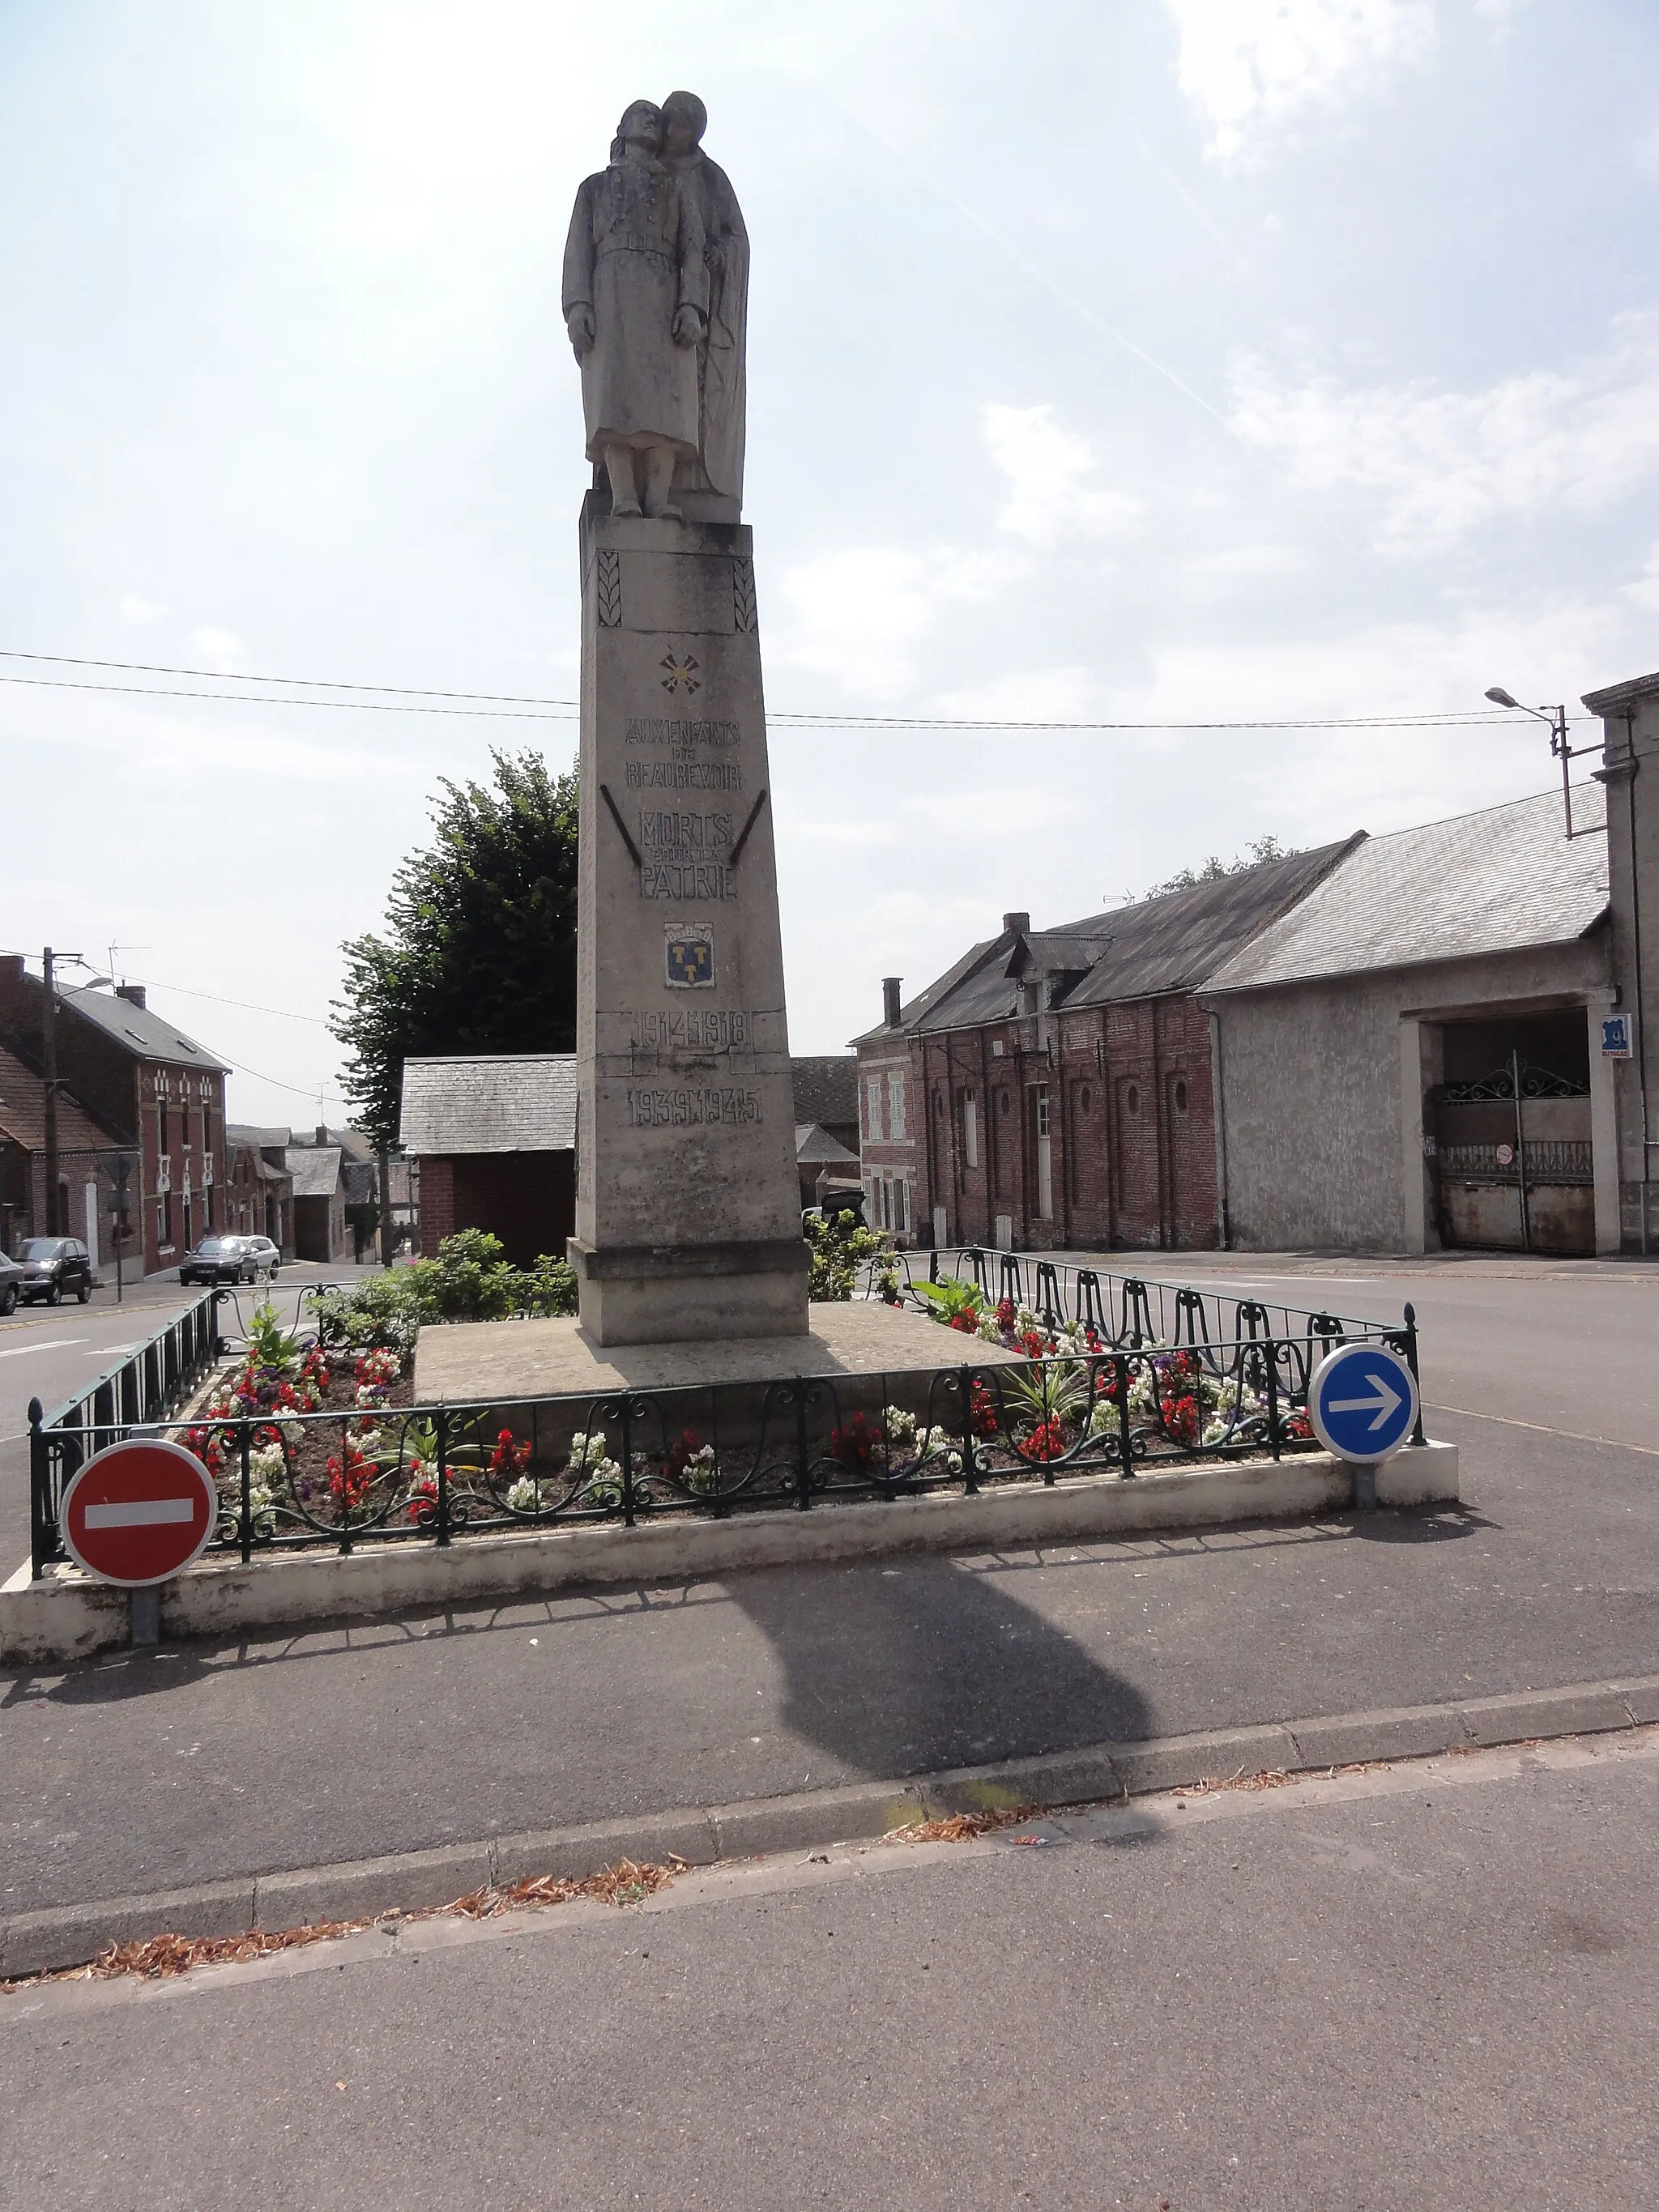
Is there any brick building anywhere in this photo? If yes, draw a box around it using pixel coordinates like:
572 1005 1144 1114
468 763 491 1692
0 959 228 1275
400 1055 578 1266
0 1043 130 1261
851 844 1355 1252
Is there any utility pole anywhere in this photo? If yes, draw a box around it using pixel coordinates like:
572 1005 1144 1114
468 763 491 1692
41 948 59 1237
377 1145 394 1268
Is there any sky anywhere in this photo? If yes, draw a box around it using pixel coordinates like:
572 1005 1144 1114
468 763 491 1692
2 0 1657 1124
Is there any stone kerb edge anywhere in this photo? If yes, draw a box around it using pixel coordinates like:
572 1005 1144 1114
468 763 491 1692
5 1664 1653 1982
1 1443 1460 1664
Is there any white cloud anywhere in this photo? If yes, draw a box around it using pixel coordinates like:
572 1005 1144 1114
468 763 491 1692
1227 317 1659 548
190 626 244 667
1163 0 1435 159
772 543 1017 697
982 404 1142 548
118 595 165 624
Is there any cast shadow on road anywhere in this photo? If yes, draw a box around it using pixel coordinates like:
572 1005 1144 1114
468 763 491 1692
725 1554 1153 1782
1349 1502 1496 1546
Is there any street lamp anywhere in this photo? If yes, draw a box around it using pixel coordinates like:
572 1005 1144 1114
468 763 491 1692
1484 687 1603 841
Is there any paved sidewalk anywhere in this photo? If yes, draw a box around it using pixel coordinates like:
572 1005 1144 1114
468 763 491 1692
5 1405 1657 1919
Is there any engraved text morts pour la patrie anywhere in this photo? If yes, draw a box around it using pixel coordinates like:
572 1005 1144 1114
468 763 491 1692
564 96 808 1345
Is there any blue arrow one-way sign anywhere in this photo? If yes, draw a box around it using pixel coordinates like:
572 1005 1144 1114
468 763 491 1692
1307 1343 1418 1463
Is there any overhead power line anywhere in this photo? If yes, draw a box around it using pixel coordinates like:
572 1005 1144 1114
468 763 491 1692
0 646 1593 733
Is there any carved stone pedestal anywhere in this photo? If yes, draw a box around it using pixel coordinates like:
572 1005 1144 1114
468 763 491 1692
569 497 809 1345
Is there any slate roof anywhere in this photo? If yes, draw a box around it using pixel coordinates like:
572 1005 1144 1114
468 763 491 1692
871 840 1358 1038
795 1122 860 1167
0 1045 125 1155
62 987 228 1072
399 1055 578 1155
791 1056 859 1130
1205 787 1609 993
284 1145 343 1200
228 1125 292 1153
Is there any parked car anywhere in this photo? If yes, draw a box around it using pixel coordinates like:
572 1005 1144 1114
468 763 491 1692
10 1237 93 1306
181 1234 279 1286
0 1250 27 1316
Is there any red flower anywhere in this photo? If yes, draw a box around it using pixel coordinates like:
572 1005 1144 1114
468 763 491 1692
996 1297 1017 1331
830 1413 881 1468
947 1311 978 1335
969 1380 1000 1438
1016 1328 1048 1360
1019 1416 1065 1464
489 1428 530 1478
664 1428 703 1481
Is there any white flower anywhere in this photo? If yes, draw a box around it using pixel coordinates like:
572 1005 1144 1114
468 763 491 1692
882 1405 919 1449
505 1475 541 1511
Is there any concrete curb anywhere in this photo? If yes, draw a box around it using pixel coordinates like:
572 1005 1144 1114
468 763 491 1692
0 1439 1459 1666
4 1664 1650 1981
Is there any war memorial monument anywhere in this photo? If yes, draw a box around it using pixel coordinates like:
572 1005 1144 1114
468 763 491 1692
420 92 997 1399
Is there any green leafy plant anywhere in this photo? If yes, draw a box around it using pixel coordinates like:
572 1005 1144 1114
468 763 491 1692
1002 1358 1091 1431
914 1276 984 1328
309 1232 579 1352
804 1210 890 1302
245 1302 304 1375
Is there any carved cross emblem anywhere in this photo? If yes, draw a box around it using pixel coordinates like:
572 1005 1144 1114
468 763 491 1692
660 653 701 696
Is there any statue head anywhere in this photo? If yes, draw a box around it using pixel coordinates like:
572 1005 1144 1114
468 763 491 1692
609 99 663 163
661 90 707 160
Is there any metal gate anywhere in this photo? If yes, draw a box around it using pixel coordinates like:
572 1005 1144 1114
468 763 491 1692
1429 1052 1593 1255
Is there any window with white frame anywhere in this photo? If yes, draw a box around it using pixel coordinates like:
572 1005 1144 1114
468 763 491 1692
865 1074 885 1143
886 1069 906 1142
962 1088 979 1170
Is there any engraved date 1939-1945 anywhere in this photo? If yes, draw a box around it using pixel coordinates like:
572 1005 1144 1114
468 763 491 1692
626 1087 762 1127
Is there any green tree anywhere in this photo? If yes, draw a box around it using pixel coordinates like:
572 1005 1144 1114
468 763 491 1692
331 751 580 1149
1137 834 1299 901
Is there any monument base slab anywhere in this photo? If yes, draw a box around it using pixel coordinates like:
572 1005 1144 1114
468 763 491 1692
414 1298 1021 1404
566 1234 810 1346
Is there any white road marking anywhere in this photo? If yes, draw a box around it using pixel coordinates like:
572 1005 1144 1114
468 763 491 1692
0 1339 87 1360
85 1345 138 1357
83 1498 196 1529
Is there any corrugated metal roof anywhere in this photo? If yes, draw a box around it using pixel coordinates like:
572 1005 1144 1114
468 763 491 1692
285 1145 343 1198
399 1055 578 1155
791 1056 859 1128
848 938 1001 1046
63 987 228 1072
1206 786 1609 993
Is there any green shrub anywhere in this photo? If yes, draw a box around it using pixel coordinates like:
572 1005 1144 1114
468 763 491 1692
804 1210 891 1302
308 1230 579 1351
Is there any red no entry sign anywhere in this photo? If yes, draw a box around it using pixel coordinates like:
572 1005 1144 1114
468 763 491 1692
61 1438 219 1586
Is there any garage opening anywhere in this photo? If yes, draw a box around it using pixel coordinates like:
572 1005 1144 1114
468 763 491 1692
1428 1012 1593 1255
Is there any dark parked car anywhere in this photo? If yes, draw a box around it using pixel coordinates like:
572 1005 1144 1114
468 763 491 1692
0 1251 27 1316
10 1237 93 1306
180 1234 279 1286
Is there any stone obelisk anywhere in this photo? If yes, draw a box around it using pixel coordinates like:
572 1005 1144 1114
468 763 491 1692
562 94 808 1345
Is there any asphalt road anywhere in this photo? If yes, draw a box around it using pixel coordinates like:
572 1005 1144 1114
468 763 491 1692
6 1740 1654 2210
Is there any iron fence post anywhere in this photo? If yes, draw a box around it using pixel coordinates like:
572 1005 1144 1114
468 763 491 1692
794 1386 811 1511
1264 1337 1282 1461
28 1397 49 1579
1402 1302 1427 1446
238 1417 253 1564
621 1398 636 1527
959 1366 978 1495
435 1408 451 1547
1115 1356 1135 1480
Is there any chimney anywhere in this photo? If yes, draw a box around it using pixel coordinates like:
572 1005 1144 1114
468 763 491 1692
0 953 23 986
1003 911 1030 936
115 983 147 1009
882 976 902 1029
315 1123 330 1147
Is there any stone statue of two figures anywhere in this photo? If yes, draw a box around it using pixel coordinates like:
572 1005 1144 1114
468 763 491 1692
562 91 748 522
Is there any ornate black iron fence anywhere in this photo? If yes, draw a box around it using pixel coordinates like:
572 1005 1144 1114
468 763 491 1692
27 1281 343 1578
28 1271 1424 1575
877 1245 1401 1360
